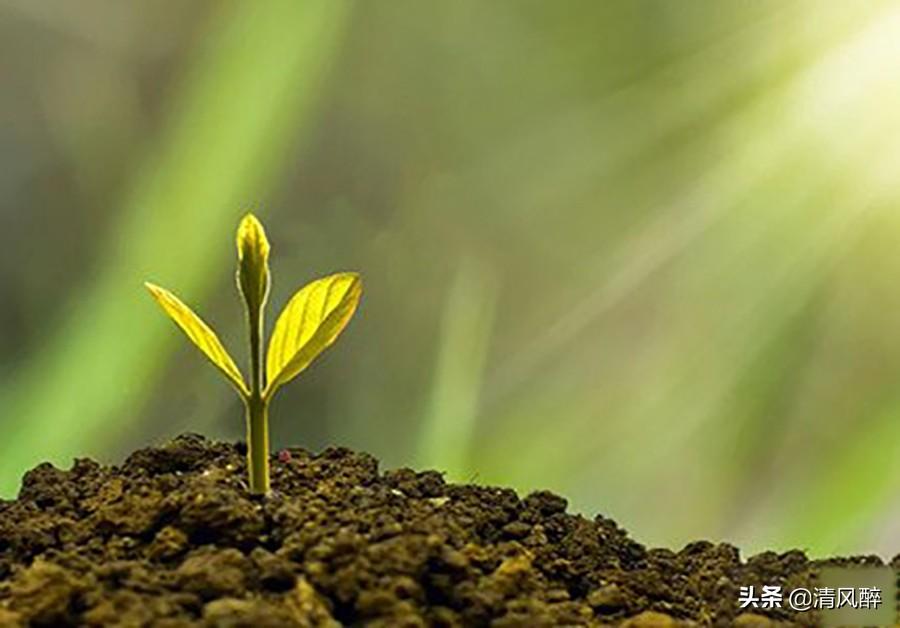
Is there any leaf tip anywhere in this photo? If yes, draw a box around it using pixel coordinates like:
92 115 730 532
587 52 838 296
348 272 363 298
144 281 165 299
340 271 363 291
236 213 270 262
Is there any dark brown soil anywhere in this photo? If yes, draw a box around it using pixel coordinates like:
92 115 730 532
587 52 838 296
0 434 896 627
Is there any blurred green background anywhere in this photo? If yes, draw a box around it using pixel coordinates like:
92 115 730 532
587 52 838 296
1 0 898 559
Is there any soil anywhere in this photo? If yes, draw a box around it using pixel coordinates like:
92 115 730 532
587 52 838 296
0 434 896 627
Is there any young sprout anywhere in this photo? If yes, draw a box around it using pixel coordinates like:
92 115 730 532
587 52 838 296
145 214 362 495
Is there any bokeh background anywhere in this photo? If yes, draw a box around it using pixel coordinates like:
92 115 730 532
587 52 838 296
1 1 898 558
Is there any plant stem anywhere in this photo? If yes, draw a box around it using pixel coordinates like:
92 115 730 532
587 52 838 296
246 302 269 494
248 299 265 396
246 394 270 494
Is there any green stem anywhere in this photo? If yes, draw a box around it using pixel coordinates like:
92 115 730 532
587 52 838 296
246 305 269 494
249 306 264 395
246 394 270 495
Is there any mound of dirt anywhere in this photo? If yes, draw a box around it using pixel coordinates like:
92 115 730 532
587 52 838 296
0 433 895 626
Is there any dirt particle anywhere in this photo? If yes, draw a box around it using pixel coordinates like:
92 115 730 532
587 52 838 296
251 548 295 592
283 577 336 627
202 597 291 628
147 525 189 562
0 607 22 626
501 521 532 539
176 548 252 600
733 612 776 627
523 490 568 516
6 560 85 625
620 610 680 627
588 583 626 612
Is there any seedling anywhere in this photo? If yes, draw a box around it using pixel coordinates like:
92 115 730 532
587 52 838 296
145 214 361 495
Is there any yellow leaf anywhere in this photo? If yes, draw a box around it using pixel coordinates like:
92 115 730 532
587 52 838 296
145 282 249 397
264 272 362 399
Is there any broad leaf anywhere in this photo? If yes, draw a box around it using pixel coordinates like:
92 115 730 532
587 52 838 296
265 272 361 398
145 282 249 396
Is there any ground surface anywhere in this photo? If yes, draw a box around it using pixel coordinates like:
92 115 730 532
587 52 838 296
0 434 896 627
